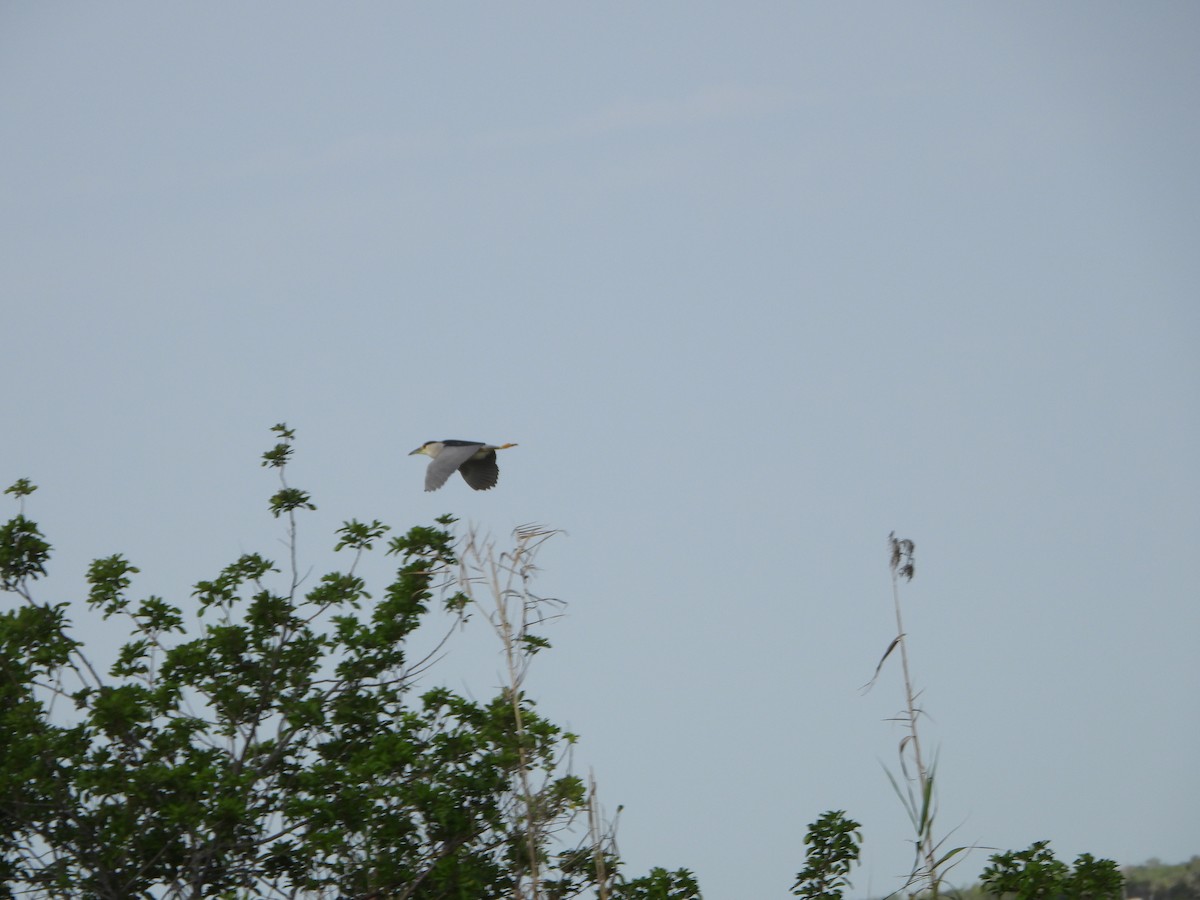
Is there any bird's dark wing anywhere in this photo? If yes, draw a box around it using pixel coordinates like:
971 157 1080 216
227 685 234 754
458 450 499 491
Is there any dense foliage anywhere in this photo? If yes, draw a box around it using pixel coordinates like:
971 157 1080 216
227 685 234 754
979 841 1123 900
792 811 862 900
0 426 695 899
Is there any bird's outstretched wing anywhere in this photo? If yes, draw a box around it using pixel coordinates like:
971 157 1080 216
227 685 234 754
425 443 483 491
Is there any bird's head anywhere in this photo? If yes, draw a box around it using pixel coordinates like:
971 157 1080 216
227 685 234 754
409 441 444 459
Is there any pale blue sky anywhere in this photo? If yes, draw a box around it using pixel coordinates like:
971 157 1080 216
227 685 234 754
3 4 1198 897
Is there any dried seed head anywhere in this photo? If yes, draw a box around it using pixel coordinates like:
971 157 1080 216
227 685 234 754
888 532 916 581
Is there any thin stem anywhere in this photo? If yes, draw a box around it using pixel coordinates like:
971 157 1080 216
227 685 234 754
588 772 611 900
889 534 941 899
891 570 928 804
493 546 541 900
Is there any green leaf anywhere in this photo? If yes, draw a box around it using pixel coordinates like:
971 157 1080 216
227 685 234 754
0 513 52 590
3 478 37 498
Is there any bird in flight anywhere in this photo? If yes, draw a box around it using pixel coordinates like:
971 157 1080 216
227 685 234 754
408 440 518 491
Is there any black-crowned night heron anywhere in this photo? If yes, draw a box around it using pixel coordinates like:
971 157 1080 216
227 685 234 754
408 440 518 492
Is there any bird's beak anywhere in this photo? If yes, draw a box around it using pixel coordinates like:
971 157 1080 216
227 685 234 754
408 447 424 456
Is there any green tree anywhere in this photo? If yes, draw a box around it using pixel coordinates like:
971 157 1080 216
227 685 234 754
980 840 1123 900
792 810 863 900
0 425 685 899
612 867 702 900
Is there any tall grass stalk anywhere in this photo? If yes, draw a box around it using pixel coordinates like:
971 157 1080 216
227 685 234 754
865 534 967 899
